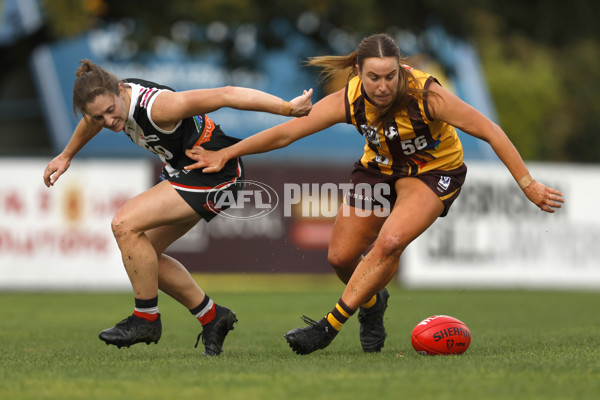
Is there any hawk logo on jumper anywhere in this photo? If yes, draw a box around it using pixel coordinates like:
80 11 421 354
437 176 451 192
359 124 380 147
384 124 399 140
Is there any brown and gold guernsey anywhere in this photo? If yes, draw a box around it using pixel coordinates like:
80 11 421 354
345 66 464 177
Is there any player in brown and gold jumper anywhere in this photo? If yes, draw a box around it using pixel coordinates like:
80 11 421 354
184 33 564 355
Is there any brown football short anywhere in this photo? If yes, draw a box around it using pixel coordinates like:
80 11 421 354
344 162 467 217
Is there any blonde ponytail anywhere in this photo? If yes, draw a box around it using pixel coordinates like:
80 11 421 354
306 50 359 83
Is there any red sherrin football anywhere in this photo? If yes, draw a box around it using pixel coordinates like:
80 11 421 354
411 315 471 355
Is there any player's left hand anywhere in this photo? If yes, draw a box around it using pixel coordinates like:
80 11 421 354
289 88 313 117
523 180 564 213
184 146 227 173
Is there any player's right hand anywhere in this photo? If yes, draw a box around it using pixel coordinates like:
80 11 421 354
43 154 71 187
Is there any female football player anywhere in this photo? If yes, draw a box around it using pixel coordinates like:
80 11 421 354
183 33 564 355
43 59 312 356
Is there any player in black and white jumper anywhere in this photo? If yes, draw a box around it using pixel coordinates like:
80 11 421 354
43 59 312 355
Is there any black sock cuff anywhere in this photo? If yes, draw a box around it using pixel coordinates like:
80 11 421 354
134 296 158 309
337 298 355 316
189 295 211 315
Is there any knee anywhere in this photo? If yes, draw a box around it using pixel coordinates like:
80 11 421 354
373 233 408 259
328 248 359 272
111 211 136 242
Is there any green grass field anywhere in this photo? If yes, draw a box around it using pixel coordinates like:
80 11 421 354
1 274 599 400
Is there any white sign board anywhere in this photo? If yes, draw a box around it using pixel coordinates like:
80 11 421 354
0 158 153 290
402 162 600 289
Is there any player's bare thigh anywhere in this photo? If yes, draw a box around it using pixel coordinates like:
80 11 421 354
112 180 200 237
328 202 386 269
373 177 443 257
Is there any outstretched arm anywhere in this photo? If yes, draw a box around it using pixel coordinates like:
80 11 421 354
428 82 564 213
184 88 347 173
151 86 313 129
43 117 102 187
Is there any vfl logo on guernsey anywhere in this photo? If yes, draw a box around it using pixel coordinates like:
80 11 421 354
437 176 451 192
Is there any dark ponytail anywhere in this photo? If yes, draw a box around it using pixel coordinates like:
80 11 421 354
72 59 120 116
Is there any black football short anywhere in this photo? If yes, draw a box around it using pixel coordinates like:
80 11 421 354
161 158 244 222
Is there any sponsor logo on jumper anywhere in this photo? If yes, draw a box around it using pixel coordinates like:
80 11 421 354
374 154 390 165
359 124 380 146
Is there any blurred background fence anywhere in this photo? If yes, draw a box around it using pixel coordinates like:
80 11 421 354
1 0 599 289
